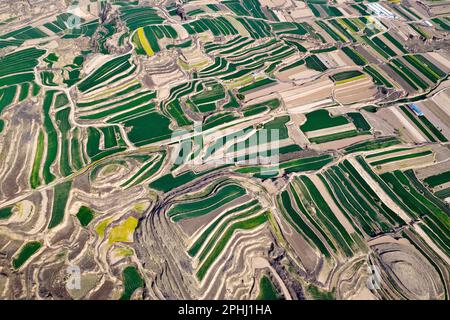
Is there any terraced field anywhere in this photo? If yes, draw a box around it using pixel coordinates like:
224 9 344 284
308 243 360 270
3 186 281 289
0 0 448 302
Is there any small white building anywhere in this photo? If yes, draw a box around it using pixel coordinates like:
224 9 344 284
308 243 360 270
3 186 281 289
367 3 397 19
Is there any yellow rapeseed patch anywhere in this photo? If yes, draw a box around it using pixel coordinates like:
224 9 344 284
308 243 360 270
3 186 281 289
95 218 112 237
108 217 138 244
336 74 367 85
137 27 154 56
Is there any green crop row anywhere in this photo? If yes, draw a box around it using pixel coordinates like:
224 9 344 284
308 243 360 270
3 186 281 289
12 241 42 269
382 171 449 233
77 54 132 93
301 109 349 132
370 150 433 166
0 206 13 219
120 266 144 300
168 184 246 222
197 211 268 280
257 276 281 300
356 156 418 220
363 65 393 88
48 180 72 229
298 176 355 257
344 137 401 154
366 147 413 159
309 130 359 144
188 200 260 257
347 112 371 131
424 171 450 188
399 105 436 142
391 59 429 90
404 170 450 216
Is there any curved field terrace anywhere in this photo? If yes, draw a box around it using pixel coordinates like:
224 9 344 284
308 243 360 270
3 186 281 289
0 0 448 301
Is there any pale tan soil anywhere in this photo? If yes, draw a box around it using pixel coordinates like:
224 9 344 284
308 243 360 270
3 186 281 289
379 34 404 56
334 77 377 105
199 226 271 297
430 143 450 162
285 92 333 109
280 53 302 66
301 40 324 51
384 20 407 38
184 1 217 9
428 3 450 15
313 26 335 44
368 235 411 247
310 134 371 150
363 144 409 158
371 242 444 299
225 15 251 37
290 113 306 126
287 98 334 114
2 200 33 225
244 82 292 102
390 107 427 143
243 92 281 106
83 54 114 75
281 78 334 109
428 51 450 70
3 0 450 301
317 55 340 70
67 273 100 300
316 258 336 285
424 52 450 74
151 69 185 87
309 175 356 234
348 285 377 300
415 159 450 180
259 0 289 7
429 79 450 99
335 257 379 300
305 123 357 139
202 114 265 143
273 10 287 22
281 77 333 99
172 23 190 40
367 146 430 163
327 50 352 67
283 226 320 274
290 8 314 19
413 224 450 265
80 69 138 98
181 45 211 67
432 89 450 118
216 241 270 299
180 195 253 238
347 157 412 223
287 115 309 146
252 257 292 299
276 65 320 82
158 112 272 148
375 108 413 143
78 79 139 102
0 274 8 297
375 153 435 174
434 181 450 193
416 100 450 140
363 110 396 136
